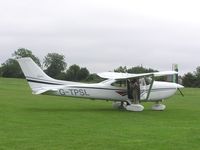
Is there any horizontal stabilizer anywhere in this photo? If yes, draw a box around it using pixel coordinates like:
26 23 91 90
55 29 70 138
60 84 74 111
32 86 64 95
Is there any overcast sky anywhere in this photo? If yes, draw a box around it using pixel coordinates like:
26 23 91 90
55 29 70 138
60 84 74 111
0 0 200 75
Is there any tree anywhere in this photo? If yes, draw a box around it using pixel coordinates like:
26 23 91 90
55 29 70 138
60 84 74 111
13 48 41 66
77 68 90 81
182 66 200 87
127 66 157 74
194 66 200 87
44 53 67 79
65 64 90 81
1 59 24 78
114 66 127 73
182 72 196 87
86 73 104 83
114 66 157 74
0 48 40 78
0 65 2 77
65 64 80 81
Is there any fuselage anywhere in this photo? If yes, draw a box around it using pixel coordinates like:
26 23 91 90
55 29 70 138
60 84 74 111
44 79 182 102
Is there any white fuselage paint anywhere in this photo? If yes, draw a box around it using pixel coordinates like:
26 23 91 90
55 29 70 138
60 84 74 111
44 80 179 102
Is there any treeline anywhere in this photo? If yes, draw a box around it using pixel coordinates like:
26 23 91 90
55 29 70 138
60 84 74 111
0 48 158 82
1 48 200 87
114 66 157 73
182 67 200 87
0 48 95 82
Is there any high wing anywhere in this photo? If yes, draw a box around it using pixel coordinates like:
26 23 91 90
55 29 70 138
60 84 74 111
98 71 178 101
97 71 178 80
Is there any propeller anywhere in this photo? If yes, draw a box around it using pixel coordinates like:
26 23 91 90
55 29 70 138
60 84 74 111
178 88 184 97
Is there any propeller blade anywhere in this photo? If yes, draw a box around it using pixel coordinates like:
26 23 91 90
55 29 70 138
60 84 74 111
178 88 184 97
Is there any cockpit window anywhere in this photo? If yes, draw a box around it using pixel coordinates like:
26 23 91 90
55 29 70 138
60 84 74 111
111 80 127 87
145 77 152 85
139 78 146 86
111 77 152 87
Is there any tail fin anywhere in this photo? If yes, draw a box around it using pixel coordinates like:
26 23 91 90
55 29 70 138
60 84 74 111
17 57 54 80
17 57 63 93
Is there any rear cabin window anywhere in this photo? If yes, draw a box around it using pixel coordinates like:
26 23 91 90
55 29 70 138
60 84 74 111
111 80 127 87
111 77 152 87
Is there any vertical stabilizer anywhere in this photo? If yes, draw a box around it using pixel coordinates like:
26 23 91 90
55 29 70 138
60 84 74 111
17 57 62 93
17 57 53 81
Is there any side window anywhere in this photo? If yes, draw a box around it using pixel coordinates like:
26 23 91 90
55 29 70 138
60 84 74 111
111 80 127 87
145 77 152 85
139 78 146 86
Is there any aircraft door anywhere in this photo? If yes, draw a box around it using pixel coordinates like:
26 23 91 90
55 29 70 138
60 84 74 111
127 80 133 99
139 78 147 99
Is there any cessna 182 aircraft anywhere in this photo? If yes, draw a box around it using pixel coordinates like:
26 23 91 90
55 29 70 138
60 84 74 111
17 57 184 112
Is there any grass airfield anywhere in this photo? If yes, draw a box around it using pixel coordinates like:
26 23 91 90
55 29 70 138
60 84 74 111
0 78 200 150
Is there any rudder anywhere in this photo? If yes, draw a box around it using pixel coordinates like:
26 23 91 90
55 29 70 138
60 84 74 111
17 57 59 93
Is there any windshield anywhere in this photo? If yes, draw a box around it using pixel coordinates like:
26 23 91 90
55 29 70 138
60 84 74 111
145 77 152 85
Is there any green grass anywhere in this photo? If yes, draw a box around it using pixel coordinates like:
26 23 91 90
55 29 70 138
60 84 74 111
0 78 200 150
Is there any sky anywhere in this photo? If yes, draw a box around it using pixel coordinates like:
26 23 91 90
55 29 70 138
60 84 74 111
0 0 200 75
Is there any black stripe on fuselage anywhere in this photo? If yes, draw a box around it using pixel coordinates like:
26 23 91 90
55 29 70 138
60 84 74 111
26 78 123 90
26 76 66 84
27 79 64 85
26 78 177 92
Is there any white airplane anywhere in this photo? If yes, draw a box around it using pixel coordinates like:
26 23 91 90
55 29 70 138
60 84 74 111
17 57 184 112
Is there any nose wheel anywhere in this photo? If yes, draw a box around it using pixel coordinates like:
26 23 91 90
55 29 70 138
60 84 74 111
112 102 127 109
152 101 166 111
126 104 144 112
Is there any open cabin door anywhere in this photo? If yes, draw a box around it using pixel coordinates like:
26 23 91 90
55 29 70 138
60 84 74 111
127 77 153 100
127 78 147 100
139 78 147 100
141 76 155 101
127 80 132 99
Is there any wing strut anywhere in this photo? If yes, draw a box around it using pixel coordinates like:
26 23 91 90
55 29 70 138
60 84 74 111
146 74 155 101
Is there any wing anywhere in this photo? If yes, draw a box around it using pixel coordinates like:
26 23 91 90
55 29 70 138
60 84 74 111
98 71 178 101
97 71 177 80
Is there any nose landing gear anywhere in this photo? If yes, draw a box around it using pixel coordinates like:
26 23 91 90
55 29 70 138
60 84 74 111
152 101 166 111
126 104 144 112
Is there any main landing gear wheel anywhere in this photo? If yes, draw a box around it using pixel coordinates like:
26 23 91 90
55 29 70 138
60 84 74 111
126 104 144 112
112 102 126 109
152 102 166 111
